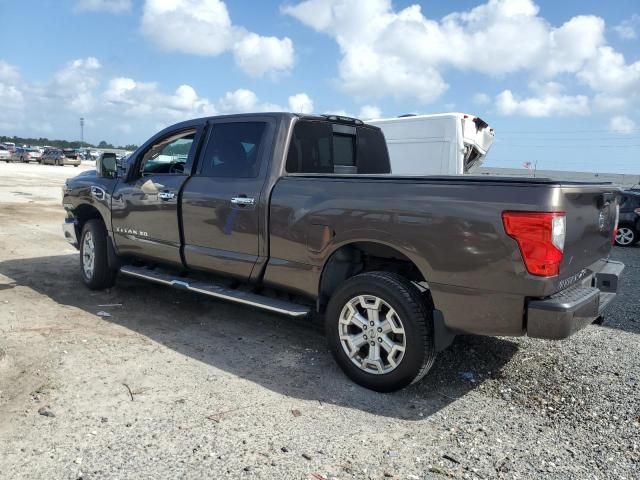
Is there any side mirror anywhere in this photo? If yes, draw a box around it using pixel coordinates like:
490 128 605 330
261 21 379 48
97 153 118 178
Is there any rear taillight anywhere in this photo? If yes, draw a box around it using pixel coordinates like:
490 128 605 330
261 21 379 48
502 211 566 277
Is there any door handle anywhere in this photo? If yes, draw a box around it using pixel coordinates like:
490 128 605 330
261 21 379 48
230 196 255 207
90 186 105 200
158 191 176 200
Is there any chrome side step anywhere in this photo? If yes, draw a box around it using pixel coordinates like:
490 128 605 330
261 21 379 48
119 265 310 318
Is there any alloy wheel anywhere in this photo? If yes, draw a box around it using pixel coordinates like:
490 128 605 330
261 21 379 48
82 231 95 279
338 295 406 374
616 227 635 246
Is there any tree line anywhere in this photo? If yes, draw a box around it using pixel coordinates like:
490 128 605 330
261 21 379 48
0 135 138 151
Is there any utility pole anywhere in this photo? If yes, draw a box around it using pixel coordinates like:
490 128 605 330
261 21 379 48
80 117 85 148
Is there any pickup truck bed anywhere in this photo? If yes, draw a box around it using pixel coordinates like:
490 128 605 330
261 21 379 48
61 112 624 391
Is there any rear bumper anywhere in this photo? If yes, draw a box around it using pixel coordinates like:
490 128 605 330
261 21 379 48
62 220 79 249
526 260 624 339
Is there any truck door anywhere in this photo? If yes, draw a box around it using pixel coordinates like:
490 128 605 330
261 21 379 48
111 125 204 266
181 117 275 280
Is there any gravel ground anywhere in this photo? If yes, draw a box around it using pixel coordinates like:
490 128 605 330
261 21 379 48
0 162 638 479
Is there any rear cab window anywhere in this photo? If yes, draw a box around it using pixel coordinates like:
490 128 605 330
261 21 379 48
286 119 389 174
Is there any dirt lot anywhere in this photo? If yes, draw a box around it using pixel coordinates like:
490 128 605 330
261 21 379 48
0 162 638 479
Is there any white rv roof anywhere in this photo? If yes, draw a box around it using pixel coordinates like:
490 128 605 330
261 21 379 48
368 113 474 124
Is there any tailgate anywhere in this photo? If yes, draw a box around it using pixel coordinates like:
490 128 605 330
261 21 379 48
559 185 618 281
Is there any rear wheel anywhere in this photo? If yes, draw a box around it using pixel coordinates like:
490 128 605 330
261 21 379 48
325 271 436 392
80 220 117 289
615 226 637 247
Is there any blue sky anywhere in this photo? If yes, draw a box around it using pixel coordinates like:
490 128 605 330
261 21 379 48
0 0 639 173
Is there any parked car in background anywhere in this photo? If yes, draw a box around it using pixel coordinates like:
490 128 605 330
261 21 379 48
41 148 79 166
41 148 62 165
10 146 28 162
615 191 640 246
62 148 77 159
0 145 11 162
21 147 42 163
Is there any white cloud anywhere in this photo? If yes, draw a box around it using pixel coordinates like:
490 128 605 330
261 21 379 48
103 77 216 119
74 0 132 13
0 60 21 84
217 89 280 113
322 105 382 120
141 0 294 77
577 46 640 94
0 61 24 109
472 93 491 105
593 94 628 113
288 93 314 113
1 56 314 145
496 89 589 117
141 0 234 56
609 115 636 134
614 14 639 40
358 105 381 120
284 0 638 113
233 34 294 78
49 57 103 113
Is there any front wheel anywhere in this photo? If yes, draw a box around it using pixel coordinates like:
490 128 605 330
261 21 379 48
325 271 436 392
80 220 117 289
615 226 637 247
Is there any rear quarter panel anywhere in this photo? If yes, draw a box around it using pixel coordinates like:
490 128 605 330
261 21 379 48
265 176 616 336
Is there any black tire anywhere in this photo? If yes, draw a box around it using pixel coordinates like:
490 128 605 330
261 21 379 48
79 219 117 290
325 271 436 392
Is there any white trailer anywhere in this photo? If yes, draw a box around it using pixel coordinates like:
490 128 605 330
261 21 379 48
368 113 495 175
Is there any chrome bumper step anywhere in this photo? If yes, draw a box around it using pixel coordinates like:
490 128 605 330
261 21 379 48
119 265 310 318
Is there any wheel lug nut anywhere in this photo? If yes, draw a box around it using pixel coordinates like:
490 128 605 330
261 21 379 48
370 321 374 326
363 325 367 330
363 335 367 340
378 337 382 342
377 327 382 332
370 341 375 346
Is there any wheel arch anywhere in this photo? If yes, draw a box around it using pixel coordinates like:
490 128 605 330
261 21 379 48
318 240 428 312
74 204 120 269
74 203 106 236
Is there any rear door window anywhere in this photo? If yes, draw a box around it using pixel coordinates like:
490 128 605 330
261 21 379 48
200 122 268 178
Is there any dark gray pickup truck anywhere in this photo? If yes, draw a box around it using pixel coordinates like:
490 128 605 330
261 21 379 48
62 113 624 391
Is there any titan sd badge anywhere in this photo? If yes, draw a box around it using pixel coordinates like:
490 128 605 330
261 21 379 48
115 226 149 237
